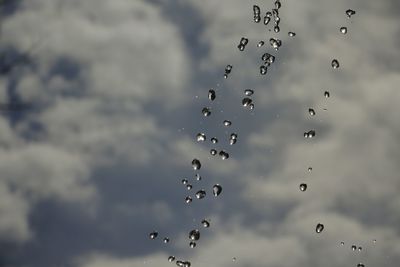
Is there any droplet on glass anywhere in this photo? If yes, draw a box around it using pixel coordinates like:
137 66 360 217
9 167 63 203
244 89 254 96
208 89 216 101
201 219 210 228
176 260 185 267
308 167 313 172
189 229 200 240
223 120 232 127
288 31 296 37
186 184 192 190
269 38 282 50
253 5 261 23
229 138 237 145
257 41 265 47
195 190 206 199
232 257 237 262
274 25 280 33
340 241 345 246
358 246 362 251
211 137 218 144
340 27 348 34
195 173 202 181
346 9 356 18
309 108 316 116
219 150 229 160
196 133 206 142
260 65 267 75
263 15 271 25
213 184 223 196
149 231 158 239
224 65 233 78
275 0 282 9
163 237 170 243
373 239 377 243
239 37 248 46
230 133 238 140
192 159 201 170
202 107 211 117
304 130 316 138
331 59 340 69
249 103 255 110
189 241 196 248
168 256 175 262
182 179 188 185
242 98 253 107
351 245 357 251
316 223 324 233
357 263 365 267
210 149 217 156
185 196 192 204
184 262 191 267
324 91 330 98
238 44 245 51
299 183 307 192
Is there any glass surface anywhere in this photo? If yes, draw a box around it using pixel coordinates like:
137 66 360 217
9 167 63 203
0 0 399 266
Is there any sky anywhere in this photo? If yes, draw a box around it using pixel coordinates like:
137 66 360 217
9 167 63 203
0 0 400 266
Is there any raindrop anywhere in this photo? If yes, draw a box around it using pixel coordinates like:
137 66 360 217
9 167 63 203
224 65 233 78
189 229 200 241
324 91 330 98
249 103 255 110
346 9 356 18
260 65 267 75
269 38 282 50
240 37 248 45
358 246 362 251
357 264 365 267
340 241 345 246
309 108 316 116
168 256 175 262
275 0 281 9
201 219 210 228
262 53 275 64
253 5 261 23
163 237 170 243
304 130 316 138
266 11 272 18
257 41 265 47
195 173 202 181
196 133 206 142
242 98 253 107
210 149 217 156
184 262 191 267
192 159 201 170
233 257 237 262
186 184 192 190
340 26 348 34
316 223 324 233
373 239 377 243
208 89 216 101
274 25 280 33
288 31 296 37
176 261 185 267
219 150 229 160
202 107 211 117
238 44 245 51
182 179 188 185
149 231 158 239
272 8 279 18
331 59 340 69
263 15 271 25
195 190 206 199
254 15 261 23
211 137 218 144
189 241 196 248
185 196 192 204
299 183 307 192
223 120 232 127
229 138 237 145
213 184 223 196
244 89 254 96
308 167 313 172
230 133 238 140
351 245 357 251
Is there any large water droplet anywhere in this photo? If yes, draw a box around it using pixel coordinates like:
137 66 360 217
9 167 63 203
242 98 253 107
211 137 218 144
244 89 254 96
309 108 316 116
195 190 206 199
288 31 296 37
210 149 217 156
331 59 340 69
163 237 170 243
260 65 267 75
208 89 216 101
262 53 275 64
168 256 175 262
346 9 356 18
213 184 223 196
219 150 229 160
149 231 158 239
189 241 196 248
340 27 348 34
299 183 307 192
189 229 200 241
192 159 201 170
223 120 232 127
202 107 211 117
201 219 210 228
316 223 324 233
196 133 206 142
185 196 192 204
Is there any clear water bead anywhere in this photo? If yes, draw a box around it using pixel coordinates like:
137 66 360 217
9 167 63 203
192 159 201 170
340 27 347 34
149 231 158 239
202 107 211 117
260 66 267 75
351 245 357 251
331 59 340 69
324 91 330 98
185 196 192 204
211 137 218 144
346 9 356 18
176 261 185 267
182 179 188 185
208 89 216 101
316 223 324 233
264 16 271 25
195 190 206 199
189 229 200 240
186 184 192 190
195 173 202 181
288 31 296 37
213 184 223 196
201 219 210 228
309 108 316 116
308 167 313 172
223 120 232 127
244 89 254 96
299 183 307 192
210 149 217 156
274 25 280 33
357 264 365 267
168 256 175 262
257 41 265 47
242 98 253 107
219 150 229 160
189 241 196 248
358 246 362 251
269 38 282 50
163 237 170 243
196 133 206 142
229 138 237 145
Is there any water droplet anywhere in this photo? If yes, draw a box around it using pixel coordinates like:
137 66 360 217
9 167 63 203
331 59 340 69
304 130 316 138
351 245 357 251
266 11 272 18
253 5 261 23
213 184 222 196
232 257 237 262
288 31 296 37
192 159 201 170
223 120 232 127
211 137 218 144
196 133 206 142
202 107 211 117
308 167 313 172
242 98 253 107
210 149 217 156
309 108 316 116
219 150 229 160
230 133 238 140
201 219 210 228
184 262 191 267
373 239 377 243
208 89 216 101
358 246 362 251
263 15 271 25
244 89 254 96
189 229 200 240
260 65 267 75
185 196 192 204
182 179 188 185
257 41 265 47
274 25 280 33
357 263 365 267
189 241 196 248
186 184 192 190
316 223 324 233
237 44 245 51
269 38 282 50
346 9 356 18
340 241 345 246
249 103 255 110
275 0 282 9
176 260 185 267
229 138 237 145
299 183 307 192
195 173 202 181
224 65 233 78
163 237 170 243
340 27 347 34
149 231 158 239
262 53 275 64
195 190 206 199
168 256 175 262
238 37 248 51
324 91 330 98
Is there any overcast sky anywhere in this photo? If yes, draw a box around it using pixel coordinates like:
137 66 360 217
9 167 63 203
0 0 400 266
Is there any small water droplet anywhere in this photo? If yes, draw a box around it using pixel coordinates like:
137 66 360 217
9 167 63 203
213 184 222 196
244 89 254 96
210 149 217 156
163 237 170 243
224 65 233 78
351 245 357 251
219 150 229 160
211 137 218 144
186 184 192 190
340 241 345 246
192 159 201 170
275 0 281 9
202 107 211 117
185 196 192 204
260 65 267 75
195 173 202 181
230 133 238 140
263 15 271 25
253 5 261 23
288 31 296 37
208 89 216 101
249 103 255 110
189 241 196 248
242 98 253 107
149 231 158 239
331 59 340 69
229 138 237 145
324 91 330 98
189 229 200 240
184 262 191 267
238 44 245 51
176 260 185 267
182 179 188 185
257 41 265 47
373 239 377 243
358 246 362 251
274 25 280 33
223 120 232 127
196 133 206 142
262 53 275 64
340 27 348 34
195 190 206 199
316 223 324 233
309 108 316 116
346 9 356 18
357 263 365 267
304 130 316 138
299 183 307 192
201 219 210 228
232 257 236 262
168 256 175 262
239 37 248 46
308 167 313 172
269 38 282 50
